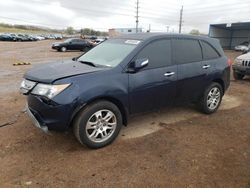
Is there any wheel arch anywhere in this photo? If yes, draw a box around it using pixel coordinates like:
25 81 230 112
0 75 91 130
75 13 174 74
70 96 128 127
212 78 225 94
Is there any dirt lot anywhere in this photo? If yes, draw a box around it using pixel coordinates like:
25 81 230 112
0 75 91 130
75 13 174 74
0 41 250 188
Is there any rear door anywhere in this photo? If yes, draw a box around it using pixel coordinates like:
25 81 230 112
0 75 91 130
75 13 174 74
68 39 78 50
173 38 205 101
199 40 221 89
76 40 87 50
128 39 177 114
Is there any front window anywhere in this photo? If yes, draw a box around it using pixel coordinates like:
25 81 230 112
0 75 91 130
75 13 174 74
64 39 73 43
78 39 140 67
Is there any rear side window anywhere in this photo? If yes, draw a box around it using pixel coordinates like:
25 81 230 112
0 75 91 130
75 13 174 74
200 41 220 60
136 39 172 69
173 39 202 64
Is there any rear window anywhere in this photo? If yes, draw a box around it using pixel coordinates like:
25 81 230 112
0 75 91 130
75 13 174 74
173 39 202 64
200 41 220 60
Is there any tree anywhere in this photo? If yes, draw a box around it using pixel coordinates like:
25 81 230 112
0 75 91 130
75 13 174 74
66 26 74 35
189 29 200 35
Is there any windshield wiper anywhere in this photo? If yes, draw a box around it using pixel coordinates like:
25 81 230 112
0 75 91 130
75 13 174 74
78 60 96 67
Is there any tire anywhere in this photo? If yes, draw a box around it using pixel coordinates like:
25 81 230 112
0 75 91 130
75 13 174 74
233 71 244 80
73 100 122 149
60 47 67 52
198 82 223 114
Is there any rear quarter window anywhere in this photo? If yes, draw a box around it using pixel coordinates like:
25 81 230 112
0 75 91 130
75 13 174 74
200 41 220 60
173 39 202 64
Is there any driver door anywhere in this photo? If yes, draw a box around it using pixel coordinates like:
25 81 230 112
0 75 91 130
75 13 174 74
128 39 177 114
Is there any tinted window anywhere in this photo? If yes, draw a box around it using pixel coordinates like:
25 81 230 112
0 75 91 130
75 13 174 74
173 39 202 64
201 41 220 60
136 39 172 69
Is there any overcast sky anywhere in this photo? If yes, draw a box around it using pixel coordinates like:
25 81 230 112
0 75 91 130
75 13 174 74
0 0 249 33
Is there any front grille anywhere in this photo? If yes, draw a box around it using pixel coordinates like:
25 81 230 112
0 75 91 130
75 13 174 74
242 60 250 67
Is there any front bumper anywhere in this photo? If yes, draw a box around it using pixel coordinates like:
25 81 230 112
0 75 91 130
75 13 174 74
232 65 250 75
27 95 75 131
52 46 60 50
26 105 49 133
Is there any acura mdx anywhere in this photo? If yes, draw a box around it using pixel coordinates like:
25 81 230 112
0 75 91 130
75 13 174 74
20 33 231 148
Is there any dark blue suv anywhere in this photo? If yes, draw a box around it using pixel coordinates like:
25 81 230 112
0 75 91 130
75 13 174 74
20 33 230 148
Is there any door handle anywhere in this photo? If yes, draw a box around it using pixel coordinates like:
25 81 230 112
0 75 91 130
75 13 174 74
202 65 211 69
164 72 175 77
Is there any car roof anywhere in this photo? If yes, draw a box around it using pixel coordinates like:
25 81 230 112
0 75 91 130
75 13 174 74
114 32 224 55
115 32 212 41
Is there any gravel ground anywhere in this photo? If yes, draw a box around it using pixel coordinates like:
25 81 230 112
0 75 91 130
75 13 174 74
0 40 249 188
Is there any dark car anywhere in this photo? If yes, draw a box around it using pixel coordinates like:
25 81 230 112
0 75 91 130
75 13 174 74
0 34 15 41
20 33 231 148
52 38 93 52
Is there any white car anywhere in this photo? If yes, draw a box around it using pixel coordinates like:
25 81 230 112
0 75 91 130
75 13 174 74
234 42 250 51
233 52 250 80
35 36 45 40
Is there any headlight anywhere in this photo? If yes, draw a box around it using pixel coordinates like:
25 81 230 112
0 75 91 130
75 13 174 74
234 58 242 65
31 83 70 99
20 79 36 94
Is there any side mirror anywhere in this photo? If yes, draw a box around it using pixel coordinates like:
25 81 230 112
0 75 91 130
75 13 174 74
127 58 149 73
72 57 78 61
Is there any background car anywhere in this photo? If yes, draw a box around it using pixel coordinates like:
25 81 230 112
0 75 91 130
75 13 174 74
93 38 105 45
235 41 249 51
52 38 94 52
233 52 250 80
35 35 46 40
0 34 15 41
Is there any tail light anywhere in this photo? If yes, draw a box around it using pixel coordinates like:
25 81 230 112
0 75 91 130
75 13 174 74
227 58 232 67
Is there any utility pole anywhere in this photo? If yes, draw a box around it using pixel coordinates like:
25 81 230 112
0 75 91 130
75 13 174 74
147 24 151 33
166 25 169 33
135 0 139 33
179 5 183 33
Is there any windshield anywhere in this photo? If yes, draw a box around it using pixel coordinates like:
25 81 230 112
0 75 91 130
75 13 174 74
64 38 73 43
78 39 140 67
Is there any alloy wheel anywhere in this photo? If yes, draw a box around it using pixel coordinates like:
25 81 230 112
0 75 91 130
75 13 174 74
85 110 117 143
207 87 221 110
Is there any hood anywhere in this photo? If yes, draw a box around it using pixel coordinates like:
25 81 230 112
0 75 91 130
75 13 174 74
237 52 250 60
24 60 107 83
235 45 248 48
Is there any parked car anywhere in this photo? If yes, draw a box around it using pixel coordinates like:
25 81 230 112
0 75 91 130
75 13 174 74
54 34 63 40
20 33 231 148
15 34 30 41
241 44 250 54
233 52 250 80
51 38 94 52
35 35 46 40
93 38 105 45
234 41 249 51
0 34 15 41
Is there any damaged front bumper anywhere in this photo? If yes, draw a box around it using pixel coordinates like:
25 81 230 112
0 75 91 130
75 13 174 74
26 104 49 133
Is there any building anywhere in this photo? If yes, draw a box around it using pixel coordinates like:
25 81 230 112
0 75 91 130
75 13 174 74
209 22 250 49
109 28 142 37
